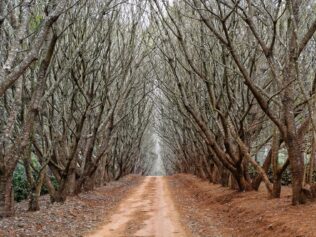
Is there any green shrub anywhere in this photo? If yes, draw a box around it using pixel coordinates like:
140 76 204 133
248 164 292 185
13 164 29 202
13 162 59 202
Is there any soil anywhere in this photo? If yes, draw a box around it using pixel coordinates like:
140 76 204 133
168 174 316 237
2 174 316 237
0 175 142 237
86 176 188 237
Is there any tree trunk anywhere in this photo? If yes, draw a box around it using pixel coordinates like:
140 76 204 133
220 169 230 187
95 156 106 187
287 139 307 204
283 0 306 205
234 172 252 191
307 133 316 184
28 187 41 211
54 171 76 203
272 174 282 198
44 173 56 203
252 152 271 190
0 173 14 217
28 167 46 211
83 173 96 192
232 160 253 191
271 130 281 198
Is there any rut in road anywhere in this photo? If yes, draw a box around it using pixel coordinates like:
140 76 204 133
87 176 188 237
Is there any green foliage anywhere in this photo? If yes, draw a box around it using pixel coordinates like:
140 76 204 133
248 165 292 185
13 160 59 202
13 164 29 202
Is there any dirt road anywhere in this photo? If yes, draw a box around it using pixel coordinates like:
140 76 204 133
87 176 187 237
3 174 316 237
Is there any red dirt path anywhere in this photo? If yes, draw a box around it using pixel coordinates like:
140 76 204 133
86 176 188 237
